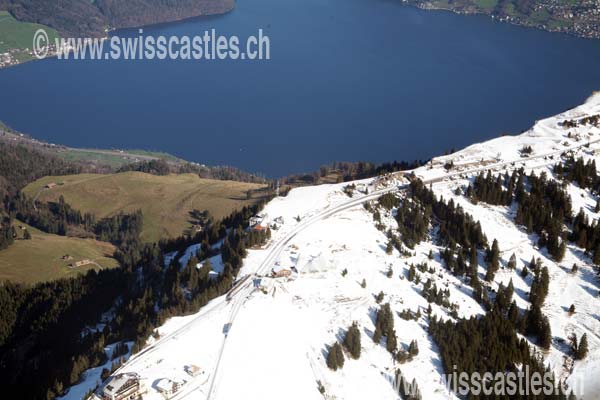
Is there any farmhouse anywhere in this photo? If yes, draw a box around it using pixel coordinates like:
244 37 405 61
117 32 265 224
249 213 268 227
190 224 203 232
272 267 292 278
101 372 142 400
45 182 57 189
69 259 93 268
155 378 182 396
184 364 203 377
253 224 268 232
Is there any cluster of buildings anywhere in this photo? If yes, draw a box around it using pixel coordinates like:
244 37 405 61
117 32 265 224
0 52 14 68
0 42 66 69
249 213 284 232
404 0 600 39
0 48 31 68
94 365 204 400
527 0 600 38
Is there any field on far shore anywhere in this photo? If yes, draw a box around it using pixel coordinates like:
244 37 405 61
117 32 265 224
0 11 59 61
24 172 269 243
53 148 183 168
0 221 118 284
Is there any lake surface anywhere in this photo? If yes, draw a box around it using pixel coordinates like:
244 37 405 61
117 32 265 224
1 0 600 177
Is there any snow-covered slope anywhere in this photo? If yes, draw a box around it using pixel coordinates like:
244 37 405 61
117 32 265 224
67 92 600 400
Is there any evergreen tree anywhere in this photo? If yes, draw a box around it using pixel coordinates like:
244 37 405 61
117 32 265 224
395 369 422 400
373 303 395 352
373 327 382 344
576 334 589 360
530 266 550 308
326 342 338 370
408 264 416 281
507 279 514 300
386 241 394 254
556 238 567 262
386 330 398 353
571 264 578 274
484 239 500 282
569 333 578 354
594 246 600 266
343 322 361 359
326 342 345 370
387 266 393 278
334 342 345 368
508 301 519 325
507 253 517 270
539 315 552 349
408 340 419 357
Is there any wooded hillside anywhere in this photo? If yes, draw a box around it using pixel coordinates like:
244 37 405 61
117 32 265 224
0 0 234 37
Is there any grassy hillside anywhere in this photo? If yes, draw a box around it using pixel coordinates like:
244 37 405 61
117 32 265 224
24 172 268 242
0 11 59 61
0 221 118 284
52 148 181 169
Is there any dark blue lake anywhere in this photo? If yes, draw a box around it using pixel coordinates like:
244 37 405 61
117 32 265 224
1 0 600 177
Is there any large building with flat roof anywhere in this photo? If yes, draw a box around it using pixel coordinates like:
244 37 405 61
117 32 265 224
101 372 142 400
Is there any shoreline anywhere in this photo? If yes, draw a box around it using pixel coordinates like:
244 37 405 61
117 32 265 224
401 0 600 40
0 4 235 70
2 1 599 70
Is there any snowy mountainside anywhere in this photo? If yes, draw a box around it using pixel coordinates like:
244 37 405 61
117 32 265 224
69 92 600 400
